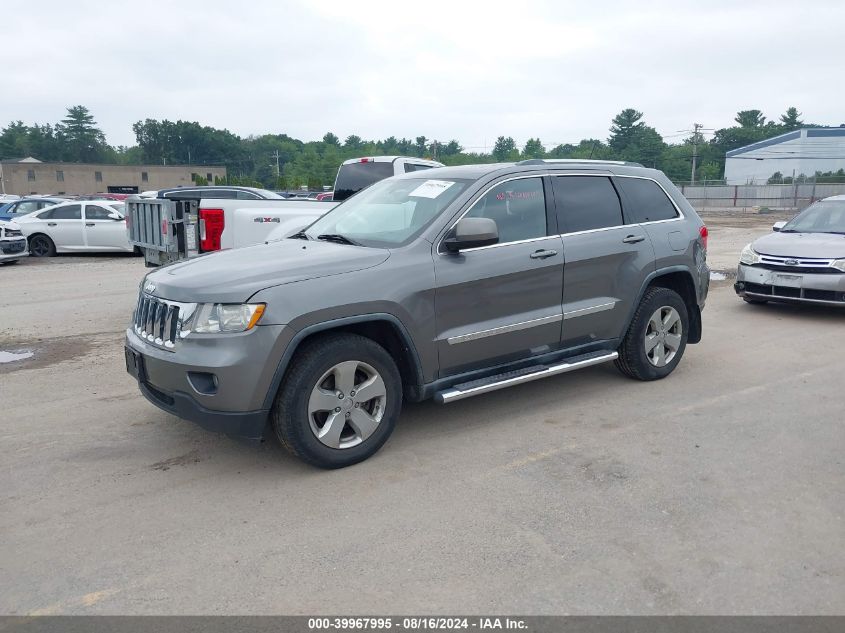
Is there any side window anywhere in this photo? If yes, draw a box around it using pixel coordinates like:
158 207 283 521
37 209 55 220
552 176 623 233
50 204 82 220
15 201 40 214
235 190 261 200
465 177 547 244
614 177 679 223
404 163 433 173
85 205 115 220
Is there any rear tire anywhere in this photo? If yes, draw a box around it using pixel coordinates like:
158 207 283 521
271 333 402 469
616 287 689 381
29 234 56 257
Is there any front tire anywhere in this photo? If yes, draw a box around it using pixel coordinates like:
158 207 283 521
271 333 402 469
616 287 689 381
29 234 56 257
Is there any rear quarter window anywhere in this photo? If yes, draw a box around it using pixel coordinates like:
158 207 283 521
334 162 394 201
615 177 679 223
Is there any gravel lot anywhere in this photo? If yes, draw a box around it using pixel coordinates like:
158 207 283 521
1 216 843 615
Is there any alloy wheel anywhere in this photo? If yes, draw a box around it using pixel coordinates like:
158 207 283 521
307 360 387 449
30 237 50 257
645 306 683 367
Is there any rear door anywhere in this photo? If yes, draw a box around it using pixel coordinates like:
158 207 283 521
552 175 655 348
84 203 130 251
42 204 85 250
433 175 564 376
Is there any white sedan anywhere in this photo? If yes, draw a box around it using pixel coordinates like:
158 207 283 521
16 200 135 257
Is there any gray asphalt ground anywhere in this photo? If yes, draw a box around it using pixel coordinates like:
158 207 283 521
0 216 842 615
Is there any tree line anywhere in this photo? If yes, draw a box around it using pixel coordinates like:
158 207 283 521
0 104 832 189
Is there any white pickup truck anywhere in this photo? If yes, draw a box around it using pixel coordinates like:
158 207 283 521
127 156 443 266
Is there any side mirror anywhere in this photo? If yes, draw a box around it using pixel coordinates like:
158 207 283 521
444 217 499 252
772 221 786 232
109 212 122 221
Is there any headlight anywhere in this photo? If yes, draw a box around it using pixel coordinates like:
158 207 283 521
831 259 845 272
189 303 266 333
739 243 762 265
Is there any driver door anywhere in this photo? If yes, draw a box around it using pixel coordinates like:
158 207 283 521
83 204 129 251
433 176 564 377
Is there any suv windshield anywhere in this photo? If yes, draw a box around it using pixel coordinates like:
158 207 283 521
333 162 394 201
304 177 470 247
783 200 845 234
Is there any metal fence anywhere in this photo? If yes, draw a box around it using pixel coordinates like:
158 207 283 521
674 182 845 213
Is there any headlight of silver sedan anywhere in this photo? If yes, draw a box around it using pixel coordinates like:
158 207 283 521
739 243 762 265
830 259 845 272
188 303 266 334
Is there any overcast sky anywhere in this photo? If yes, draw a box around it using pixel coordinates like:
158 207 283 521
3 0 844 150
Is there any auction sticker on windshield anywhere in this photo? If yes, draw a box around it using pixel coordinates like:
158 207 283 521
409 180 455 199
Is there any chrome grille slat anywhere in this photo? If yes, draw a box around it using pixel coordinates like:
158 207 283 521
132 293 182 351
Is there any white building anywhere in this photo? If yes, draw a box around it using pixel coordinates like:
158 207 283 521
724 127 845 184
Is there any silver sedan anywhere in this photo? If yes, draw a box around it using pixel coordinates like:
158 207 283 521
734 195 845 307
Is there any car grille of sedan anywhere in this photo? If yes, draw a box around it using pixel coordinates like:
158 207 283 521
755 254 841 275
0 240 26 254
133 294 181 350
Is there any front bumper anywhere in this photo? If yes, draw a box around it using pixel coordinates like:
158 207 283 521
125 323 293 440
735 263 845 307
0 238 27 260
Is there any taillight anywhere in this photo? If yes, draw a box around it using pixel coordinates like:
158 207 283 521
199 208 225 252
699 225 708 250
359 158 372 163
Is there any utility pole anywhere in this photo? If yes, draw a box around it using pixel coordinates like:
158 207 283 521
271 150 281 177
432 140 438 161
690 123 703 184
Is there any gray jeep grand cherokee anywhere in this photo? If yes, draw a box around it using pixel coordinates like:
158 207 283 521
126 160 709 468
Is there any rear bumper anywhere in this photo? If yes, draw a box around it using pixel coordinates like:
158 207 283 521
735 264 845 307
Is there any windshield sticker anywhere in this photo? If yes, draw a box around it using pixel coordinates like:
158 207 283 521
409 180 455 199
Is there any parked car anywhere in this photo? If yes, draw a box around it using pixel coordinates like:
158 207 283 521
735 195 845 307
0 220 27 264
315 192 334 201
16 200 133 256
126 159 709 469
0 196 67 221
127 157 443 267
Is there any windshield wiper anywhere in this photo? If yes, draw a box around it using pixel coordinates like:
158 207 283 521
778 229 799 233
317 234 361 246
289 230 311 240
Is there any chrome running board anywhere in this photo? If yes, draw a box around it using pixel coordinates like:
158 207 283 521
435 351 618 404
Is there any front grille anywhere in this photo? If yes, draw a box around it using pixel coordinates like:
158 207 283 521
744 282 844 303
0 240 26 254
754 254 841 275
133 294 180 349
754 264 841 275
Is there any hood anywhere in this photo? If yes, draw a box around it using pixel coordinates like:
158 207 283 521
753 232 845 259
145 238 390 303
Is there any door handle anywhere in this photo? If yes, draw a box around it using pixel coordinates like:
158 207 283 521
530 249 558 259
622 235 645 244
47 222 57 227
85 222 96 227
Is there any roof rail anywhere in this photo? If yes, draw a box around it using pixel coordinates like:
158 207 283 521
515 159 644 167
